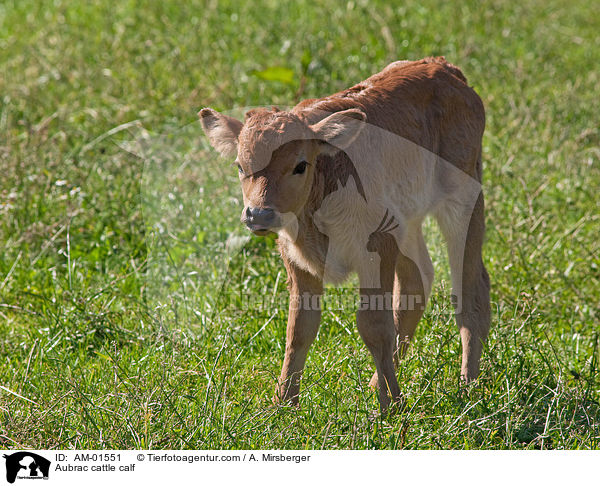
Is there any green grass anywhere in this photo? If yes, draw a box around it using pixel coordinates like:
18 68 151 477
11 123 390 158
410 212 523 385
1 0 599 449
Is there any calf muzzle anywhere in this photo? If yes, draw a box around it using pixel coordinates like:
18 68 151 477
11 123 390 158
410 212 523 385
242 206 278 234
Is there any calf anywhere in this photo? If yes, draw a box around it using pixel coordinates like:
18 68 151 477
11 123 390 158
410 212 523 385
199 57 491 412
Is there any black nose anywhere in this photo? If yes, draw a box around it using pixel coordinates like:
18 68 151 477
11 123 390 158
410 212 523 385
244 206 276 229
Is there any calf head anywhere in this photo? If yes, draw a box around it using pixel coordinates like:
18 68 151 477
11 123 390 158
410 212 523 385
199 106 366 235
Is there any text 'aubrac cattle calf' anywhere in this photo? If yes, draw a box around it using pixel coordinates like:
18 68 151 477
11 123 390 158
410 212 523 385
199 57 491 413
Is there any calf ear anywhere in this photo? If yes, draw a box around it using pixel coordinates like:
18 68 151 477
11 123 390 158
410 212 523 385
198 108 243 158
310 108 366 155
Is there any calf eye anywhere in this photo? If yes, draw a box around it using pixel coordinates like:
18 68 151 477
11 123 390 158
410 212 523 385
237 164 244 175
293 160 308 175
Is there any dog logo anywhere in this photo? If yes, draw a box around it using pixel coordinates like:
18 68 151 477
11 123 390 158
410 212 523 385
3 452 51 483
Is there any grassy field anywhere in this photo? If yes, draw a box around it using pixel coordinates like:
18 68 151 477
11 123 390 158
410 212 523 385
1 0 599 449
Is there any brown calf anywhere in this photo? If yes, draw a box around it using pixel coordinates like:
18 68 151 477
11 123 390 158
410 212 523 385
199 57 491 412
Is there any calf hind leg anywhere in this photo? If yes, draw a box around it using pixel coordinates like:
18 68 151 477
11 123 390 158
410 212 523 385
435 193 491 382
394 230 435 358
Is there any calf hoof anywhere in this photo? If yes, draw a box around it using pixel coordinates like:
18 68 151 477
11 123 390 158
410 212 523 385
368 395 405 421
381 395 406 417
273 388 300 407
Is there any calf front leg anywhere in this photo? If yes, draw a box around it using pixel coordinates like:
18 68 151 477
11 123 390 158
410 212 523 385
277 261 323 405
369 227 434 388
361 222 403 412
357 291 401 413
